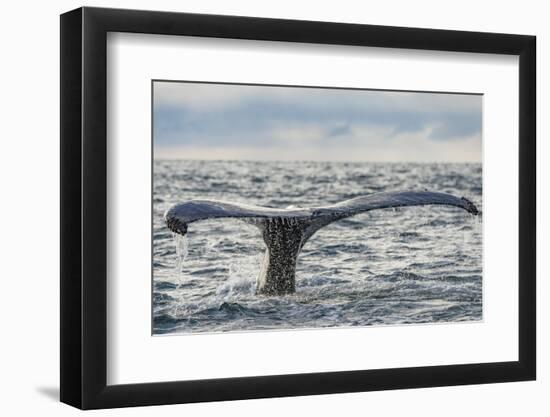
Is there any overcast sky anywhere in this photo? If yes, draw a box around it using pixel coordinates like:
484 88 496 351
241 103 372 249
153 81 482 162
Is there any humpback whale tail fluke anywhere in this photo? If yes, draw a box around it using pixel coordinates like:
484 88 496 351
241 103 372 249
165 191 479 296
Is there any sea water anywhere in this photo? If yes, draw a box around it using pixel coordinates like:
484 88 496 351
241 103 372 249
153 160 482 334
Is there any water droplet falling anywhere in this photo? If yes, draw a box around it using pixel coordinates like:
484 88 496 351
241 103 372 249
173 232 189 286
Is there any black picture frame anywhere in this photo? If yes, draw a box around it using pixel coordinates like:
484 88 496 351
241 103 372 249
60 6 536 410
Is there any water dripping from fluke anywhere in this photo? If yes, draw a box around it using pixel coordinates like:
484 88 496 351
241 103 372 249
173 232 189 287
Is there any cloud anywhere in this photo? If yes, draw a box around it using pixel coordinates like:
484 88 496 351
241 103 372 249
153 81 482 162
328 124 352 138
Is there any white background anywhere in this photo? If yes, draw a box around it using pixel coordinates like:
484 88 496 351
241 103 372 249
0 0 546 416
108 33 518 384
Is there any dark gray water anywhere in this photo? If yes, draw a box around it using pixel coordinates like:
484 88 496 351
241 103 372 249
153 160 482 335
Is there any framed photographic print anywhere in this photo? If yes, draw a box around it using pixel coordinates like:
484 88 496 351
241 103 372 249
60 6 536 409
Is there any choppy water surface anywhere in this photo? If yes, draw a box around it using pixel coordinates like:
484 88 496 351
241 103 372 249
153 160 482 335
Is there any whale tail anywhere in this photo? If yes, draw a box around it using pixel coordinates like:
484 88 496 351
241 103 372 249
165 191 479 295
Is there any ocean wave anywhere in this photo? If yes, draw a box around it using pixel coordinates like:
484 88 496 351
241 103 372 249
153 160 482 334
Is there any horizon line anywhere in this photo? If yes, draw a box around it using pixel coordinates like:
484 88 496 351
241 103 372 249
152 157 482 164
